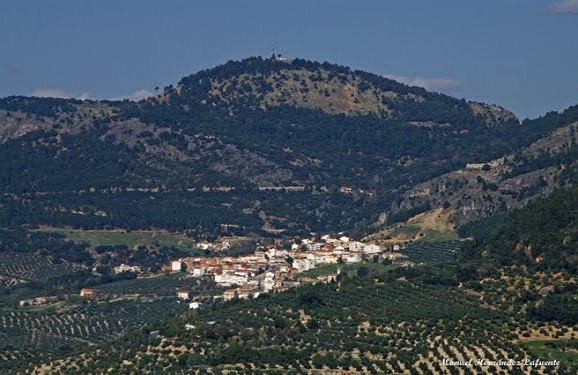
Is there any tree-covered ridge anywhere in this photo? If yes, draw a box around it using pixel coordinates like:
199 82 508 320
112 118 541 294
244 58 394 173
462 184 578 273
452 181 578 327
0 56 575 238
0 96 81 118
381 105 578 229
150 56 517 127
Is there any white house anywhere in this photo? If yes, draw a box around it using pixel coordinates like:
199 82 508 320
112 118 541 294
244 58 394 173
223 289 237 301
382 252 406 261
292 258 307 272
348 241 365 251
323 253 339 264
307 252 327 266
192 267 206 277
171 261 184 272
363 244 381 254
237 288 259 300
268 248 290 259
113 264 141 274
80 288 97 298
189 302 202 310
177 290 190 300
19 299 34 307
339 236 350 243
293 258 316 272
346 251 362 263
306 243 322 251
263 275 276 292
214 271 249 286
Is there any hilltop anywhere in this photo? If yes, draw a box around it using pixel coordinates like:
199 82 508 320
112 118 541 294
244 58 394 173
158 56 516 125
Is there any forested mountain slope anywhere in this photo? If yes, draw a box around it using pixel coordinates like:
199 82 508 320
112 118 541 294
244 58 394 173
382 105 578 229
462 183 578 273
0 56 576 237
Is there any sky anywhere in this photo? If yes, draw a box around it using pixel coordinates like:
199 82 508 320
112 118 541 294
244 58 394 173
1 1 577 119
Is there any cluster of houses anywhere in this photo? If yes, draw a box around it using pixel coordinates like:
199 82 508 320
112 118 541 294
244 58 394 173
17 235 411 310
169 235 409 302
23 236 408 311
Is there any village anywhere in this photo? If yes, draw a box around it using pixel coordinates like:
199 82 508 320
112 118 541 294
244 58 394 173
19 235 413 310
164 234 411 305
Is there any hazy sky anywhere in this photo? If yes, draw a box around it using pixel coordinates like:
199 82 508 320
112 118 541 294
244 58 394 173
1 1 577 119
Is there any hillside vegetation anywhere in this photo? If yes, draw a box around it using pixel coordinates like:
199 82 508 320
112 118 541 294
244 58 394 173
462 184 578 273
27 265 577 374
387 105 578 228
1 57 576 239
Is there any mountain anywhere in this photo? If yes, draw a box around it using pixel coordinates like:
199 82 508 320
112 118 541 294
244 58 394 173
0 56 575 238
155 56 516 125
385 106 578 225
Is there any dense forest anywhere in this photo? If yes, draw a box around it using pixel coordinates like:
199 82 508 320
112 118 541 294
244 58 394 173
462 184 578 273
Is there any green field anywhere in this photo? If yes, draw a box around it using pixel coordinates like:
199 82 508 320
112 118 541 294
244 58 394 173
38 228 200 252
300 261 396 278
400 241 461 264
521 339 578 369
420 228 460 242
